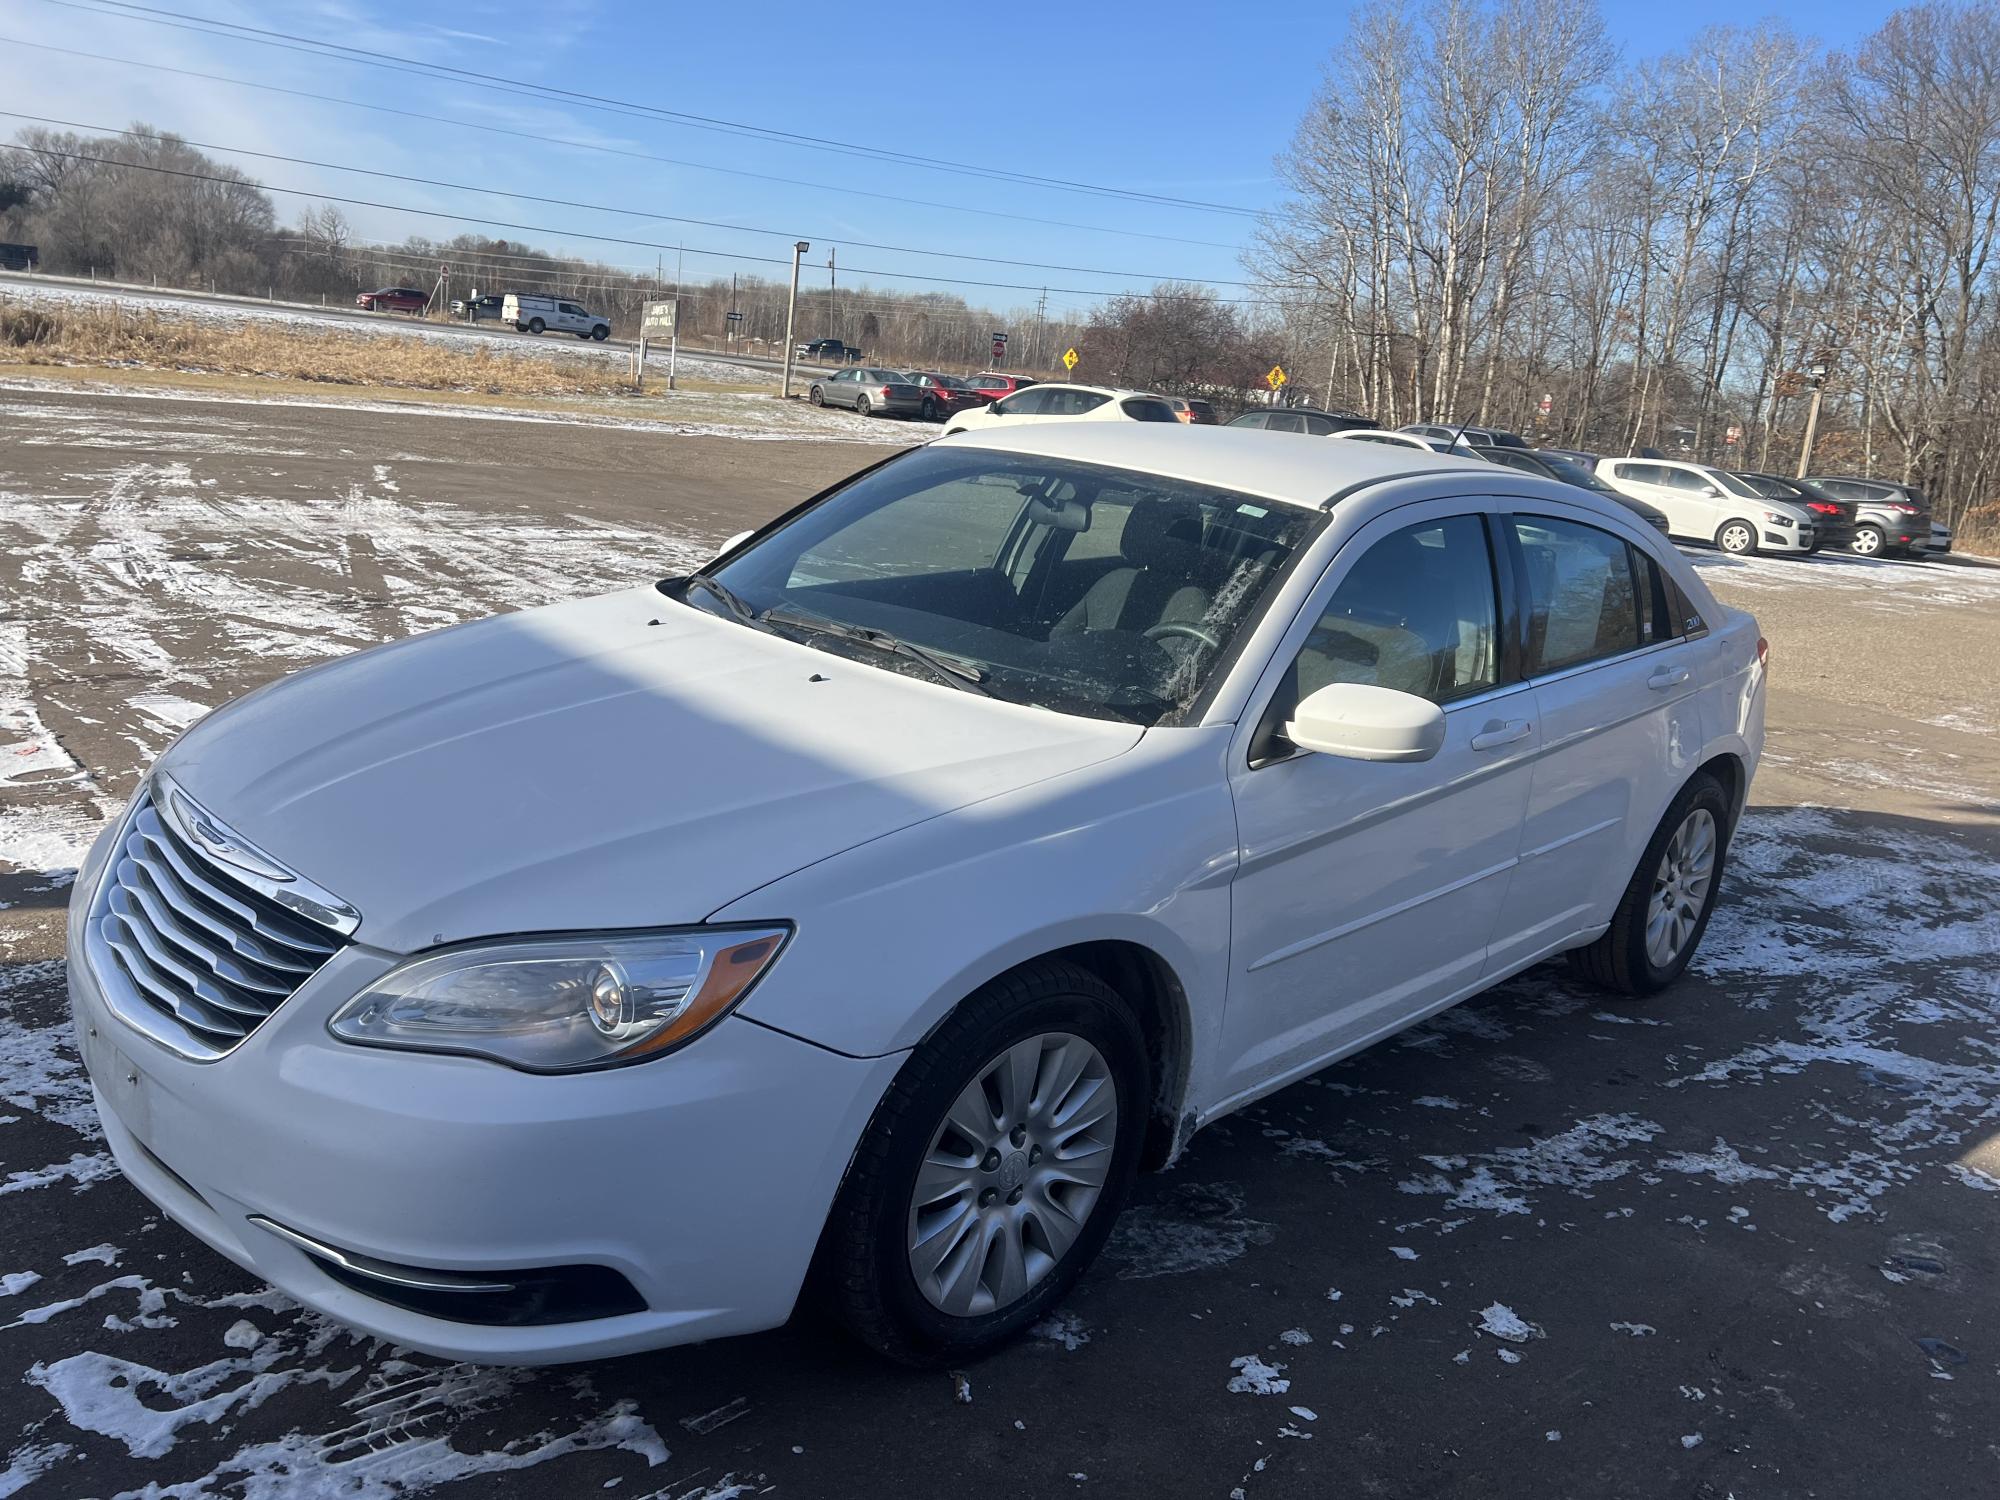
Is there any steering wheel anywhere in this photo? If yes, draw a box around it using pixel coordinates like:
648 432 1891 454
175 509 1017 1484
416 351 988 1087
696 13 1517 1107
1144 620 1221 651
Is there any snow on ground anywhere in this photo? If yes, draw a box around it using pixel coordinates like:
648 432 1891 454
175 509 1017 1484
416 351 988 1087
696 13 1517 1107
2 279 768 387
1684 545 2000 612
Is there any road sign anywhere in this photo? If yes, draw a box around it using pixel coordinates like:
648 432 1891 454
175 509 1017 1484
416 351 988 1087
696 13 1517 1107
991 331 1008 343
642 300 678 336
1063 347 1079 372
992 340 1006 364
1266 365 1287 390
725 310 744 321
1725 425 1742 446
1538 392 1553 416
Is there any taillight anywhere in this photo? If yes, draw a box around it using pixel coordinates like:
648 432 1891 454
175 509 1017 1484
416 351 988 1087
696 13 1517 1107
1757 636 1769 668
880 386 894 399
1807 501 1839 515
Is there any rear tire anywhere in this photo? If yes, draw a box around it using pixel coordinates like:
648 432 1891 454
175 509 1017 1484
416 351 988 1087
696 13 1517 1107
528 318 546 335
921 397 937 422
818 959 1147 1366
1716 520 1757 555
1568 772 1731 997
856 394 872 417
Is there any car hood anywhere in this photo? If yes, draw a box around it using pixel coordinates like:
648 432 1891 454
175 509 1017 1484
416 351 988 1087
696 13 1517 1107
160 585 1142 954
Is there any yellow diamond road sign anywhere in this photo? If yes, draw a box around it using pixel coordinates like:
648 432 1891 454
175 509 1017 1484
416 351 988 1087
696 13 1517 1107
1267 365 1288 389
1062 347 1079 372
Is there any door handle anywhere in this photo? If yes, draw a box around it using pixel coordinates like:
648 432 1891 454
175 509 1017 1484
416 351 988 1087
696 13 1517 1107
1647 666 1691 690
1470 719 1533 751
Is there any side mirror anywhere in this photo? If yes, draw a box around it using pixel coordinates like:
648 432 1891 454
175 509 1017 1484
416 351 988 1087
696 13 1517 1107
1701 484 1722 497
713 529 754 563
1286 682 1445 763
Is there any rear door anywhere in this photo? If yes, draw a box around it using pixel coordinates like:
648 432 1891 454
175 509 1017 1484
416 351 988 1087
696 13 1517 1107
1487 505 1701 972
1220 502 1537 1102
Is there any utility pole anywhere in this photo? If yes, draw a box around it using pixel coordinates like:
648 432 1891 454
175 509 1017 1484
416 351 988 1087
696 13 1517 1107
1795 360 1830 478
782 240 810 400
827 248 838 342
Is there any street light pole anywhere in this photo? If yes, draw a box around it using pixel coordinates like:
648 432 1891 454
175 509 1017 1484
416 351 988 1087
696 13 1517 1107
782 240 810 401
1796 361 1829 479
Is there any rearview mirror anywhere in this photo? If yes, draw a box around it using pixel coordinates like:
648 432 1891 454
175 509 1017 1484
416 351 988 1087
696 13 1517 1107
1286 682 1445 763
713 530 754 563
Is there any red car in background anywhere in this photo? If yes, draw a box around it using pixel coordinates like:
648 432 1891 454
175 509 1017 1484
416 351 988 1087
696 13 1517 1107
356 286 428 313
905 372 989 423
962 372 1039 400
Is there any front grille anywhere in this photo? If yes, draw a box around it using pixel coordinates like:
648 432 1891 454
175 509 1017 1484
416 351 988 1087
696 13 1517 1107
91 791 348 1058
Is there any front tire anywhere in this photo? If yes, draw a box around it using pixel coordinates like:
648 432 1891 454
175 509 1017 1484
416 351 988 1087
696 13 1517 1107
591 325 609 341
818 958 1147 1366
1569 772 1731 996
1716 520 1757 555
809 385 825 407
1851 523 1885 557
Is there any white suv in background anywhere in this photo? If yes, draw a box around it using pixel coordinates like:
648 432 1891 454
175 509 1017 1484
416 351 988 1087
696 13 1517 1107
941 384 1180 437
1600 459 1817 556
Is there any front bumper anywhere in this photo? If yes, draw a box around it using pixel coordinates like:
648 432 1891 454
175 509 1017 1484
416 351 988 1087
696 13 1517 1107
1762 524 1814 552
69 915 903 1364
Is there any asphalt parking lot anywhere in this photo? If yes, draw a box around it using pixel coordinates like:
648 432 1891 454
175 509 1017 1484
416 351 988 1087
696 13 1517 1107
3 385 1998 1499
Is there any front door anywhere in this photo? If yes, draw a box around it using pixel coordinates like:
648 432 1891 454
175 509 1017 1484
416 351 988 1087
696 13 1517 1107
1218 502 1538 1106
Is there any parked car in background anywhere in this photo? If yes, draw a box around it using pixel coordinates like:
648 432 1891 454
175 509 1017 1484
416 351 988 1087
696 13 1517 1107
904 372 988 423
502 294 611 340
1928 520 1954 555
1801 476 1934 558
356 286 427 314
1537 448 1600 471
1334 428 1480 455
1229 408 1375 435
1478 448 1671 534
1163 397 1220 425
796 338 861 363
941 384 1180 436
963 373 1039 400
1600 459 1816 556
0 242 39 271
451 294 506 323
69 422 1766 1366
1729 473 1857 553
809 368 926 418
1399 422 1531 450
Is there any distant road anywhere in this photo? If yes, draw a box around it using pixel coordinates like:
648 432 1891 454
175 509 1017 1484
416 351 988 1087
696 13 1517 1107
0 268 832 379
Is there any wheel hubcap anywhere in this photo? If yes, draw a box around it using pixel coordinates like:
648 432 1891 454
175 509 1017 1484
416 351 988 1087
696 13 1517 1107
1723 525 1751 552
906 1032 1118 1317
1855 530 1880 555
1647 808 1717 968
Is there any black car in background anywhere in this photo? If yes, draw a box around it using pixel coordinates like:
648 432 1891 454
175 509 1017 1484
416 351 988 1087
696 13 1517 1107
0 243 38 272
1731 473 1858 552
1479 446 1672 534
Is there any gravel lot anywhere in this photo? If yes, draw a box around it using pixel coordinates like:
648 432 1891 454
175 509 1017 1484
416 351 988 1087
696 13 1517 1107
3 386 1997 1499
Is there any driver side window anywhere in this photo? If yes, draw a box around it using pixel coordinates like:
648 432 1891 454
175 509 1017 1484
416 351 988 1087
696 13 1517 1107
994 389 1049 416
1285 516 1500 709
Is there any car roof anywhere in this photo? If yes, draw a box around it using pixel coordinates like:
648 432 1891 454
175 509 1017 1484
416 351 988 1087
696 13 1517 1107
934 422 1492 509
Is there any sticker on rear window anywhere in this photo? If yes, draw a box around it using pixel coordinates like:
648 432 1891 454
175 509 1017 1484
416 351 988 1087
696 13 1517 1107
1238 504 1269 518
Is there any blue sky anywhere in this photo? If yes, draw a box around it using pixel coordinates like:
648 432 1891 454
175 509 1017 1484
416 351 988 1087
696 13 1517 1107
1 0 1896 319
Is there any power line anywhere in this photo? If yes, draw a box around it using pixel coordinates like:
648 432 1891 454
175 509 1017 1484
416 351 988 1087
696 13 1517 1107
0 141 1294 306
0 35 1245 253
0 112 1264 288
35 0 1264 218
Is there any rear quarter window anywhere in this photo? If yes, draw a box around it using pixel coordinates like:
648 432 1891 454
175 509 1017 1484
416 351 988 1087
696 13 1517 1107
1120 398 1180 423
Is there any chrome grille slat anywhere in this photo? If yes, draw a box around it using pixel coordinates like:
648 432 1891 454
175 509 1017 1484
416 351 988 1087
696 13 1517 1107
130 818 340 958
88 788 353 1058
123 842 319 977
116 869 297 997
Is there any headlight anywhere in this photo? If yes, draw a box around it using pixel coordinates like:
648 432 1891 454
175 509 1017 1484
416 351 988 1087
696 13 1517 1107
1763 511 1796 526
327 926 789 1072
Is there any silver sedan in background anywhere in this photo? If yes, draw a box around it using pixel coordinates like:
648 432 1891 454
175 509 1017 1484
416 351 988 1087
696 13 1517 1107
808 368 927 418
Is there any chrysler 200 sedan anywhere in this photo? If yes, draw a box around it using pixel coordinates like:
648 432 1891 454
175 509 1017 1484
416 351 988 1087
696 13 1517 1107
70 426 1765 1366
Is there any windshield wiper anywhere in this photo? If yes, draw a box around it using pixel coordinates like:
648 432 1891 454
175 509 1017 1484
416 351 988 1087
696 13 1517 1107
761 605 991 695
684 573 770 631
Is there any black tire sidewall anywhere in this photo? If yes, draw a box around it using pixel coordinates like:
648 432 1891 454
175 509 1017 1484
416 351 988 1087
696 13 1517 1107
1617 775 1732 989
852 984 1146 1361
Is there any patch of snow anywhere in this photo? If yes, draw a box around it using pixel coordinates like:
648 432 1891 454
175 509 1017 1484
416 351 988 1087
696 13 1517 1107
2 1271 42 1297
1107 1182 1274 1279
1476 1303 1544 1343
62 1244 119 1267
1030 1309 1090 1350
1609 1321 1656 1337
1389 1246 1419 1260
1278 1327 1312 1345
1225 1355 1290 1395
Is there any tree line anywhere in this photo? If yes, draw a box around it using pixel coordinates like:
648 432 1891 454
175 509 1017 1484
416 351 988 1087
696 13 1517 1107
1255 0 2000 524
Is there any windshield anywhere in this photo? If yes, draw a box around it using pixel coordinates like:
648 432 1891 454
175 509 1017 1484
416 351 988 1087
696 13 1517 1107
686 446 1322 725
1734 472 1803 501
1710 469 1761 499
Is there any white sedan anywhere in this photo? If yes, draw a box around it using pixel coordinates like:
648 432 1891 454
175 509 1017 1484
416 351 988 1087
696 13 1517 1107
70 427 1765 1367
940 382 1181 436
